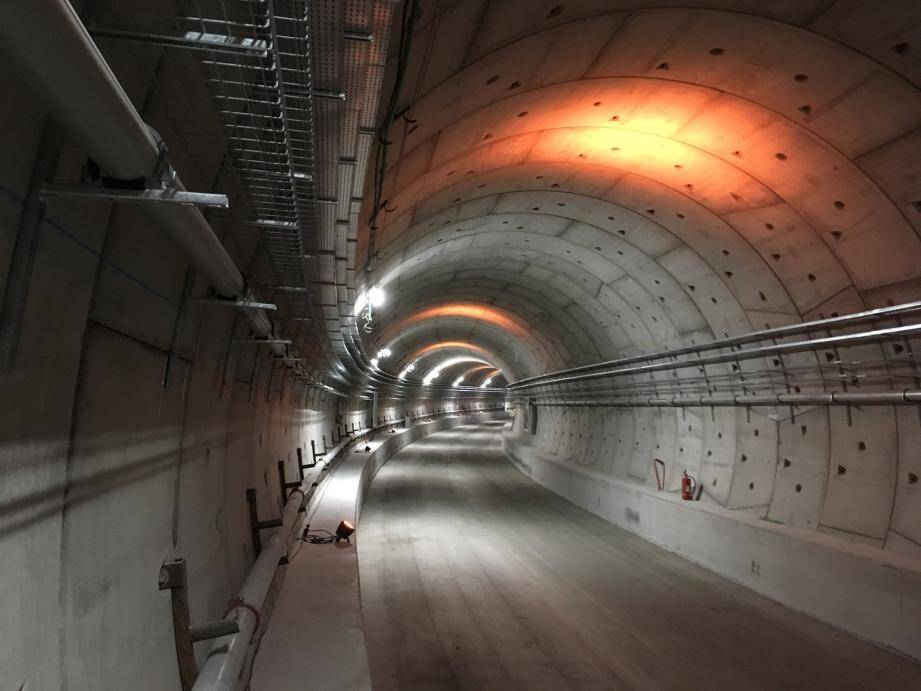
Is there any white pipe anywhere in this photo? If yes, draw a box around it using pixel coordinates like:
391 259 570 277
0 1 157 179
194 473 321 691
193 408 505 690
0 0 245 297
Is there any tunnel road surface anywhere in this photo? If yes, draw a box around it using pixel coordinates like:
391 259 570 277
357 421 921 690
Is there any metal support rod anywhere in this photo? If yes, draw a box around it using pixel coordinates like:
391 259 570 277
245 488 262 557
158 558 196 691
189 298 277 311
190 620 241 643
344 29 374 42
41 182 229 208
90 26 270 55
233 338 293 345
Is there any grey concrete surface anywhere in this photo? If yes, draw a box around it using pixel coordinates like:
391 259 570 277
358 422 921 690
252 412 509 691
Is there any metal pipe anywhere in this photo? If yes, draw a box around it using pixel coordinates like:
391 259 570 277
510 300 921 390
513 323 921 391
0 1 157 179
0 0 245 298
194 467 322 691
525 390 921 408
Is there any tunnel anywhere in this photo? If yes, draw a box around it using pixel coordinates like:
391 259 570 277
2 1 921 689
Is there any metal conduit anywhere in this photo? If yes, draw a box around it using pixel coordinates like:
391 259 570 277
511 300 921 390
0 0 246 300
512 322 921 391
527 391 921 408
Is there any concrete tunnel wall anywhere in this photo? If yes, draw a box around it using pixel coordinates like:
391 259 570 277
0 58 351 689
1 0 921 688
365 0 921 561
0 22 491 689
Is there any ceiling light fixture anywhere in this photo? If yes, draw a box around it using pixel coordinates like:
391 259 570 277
368 286 385 308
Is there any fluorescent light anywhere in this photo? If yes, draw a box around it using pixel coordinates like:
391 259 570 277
452 376 465 386
379 347 392 358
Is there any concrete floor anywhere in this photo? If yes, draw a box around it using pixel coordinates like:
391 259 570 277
357 422 921 691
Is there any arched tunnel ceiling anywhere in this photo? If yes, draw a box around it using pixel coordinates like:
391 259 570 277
359 1 921 384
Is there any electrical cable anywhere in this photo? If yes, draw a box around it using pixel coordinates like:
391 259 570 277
365 0 419 281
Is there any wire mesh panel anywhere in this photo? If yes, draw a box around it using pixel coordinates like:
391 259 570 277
89 0 395 385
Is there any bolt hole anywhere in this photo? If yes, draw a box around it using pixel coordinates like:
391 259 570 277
486 75 500 84
709 47 724 55
775 152 788 161
547 4 563 18
795 483 802 493
892 42 910 54
783 459 792 468
837 465 847 475
794 73 808 82
858 441 866 451
656 62 669 70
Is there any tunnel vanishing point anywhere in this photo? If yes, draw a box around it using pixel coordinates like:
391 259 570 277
2 1 921 690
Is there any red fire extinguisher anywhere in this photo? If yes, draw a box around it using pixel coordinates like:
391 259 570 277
681 470 697 500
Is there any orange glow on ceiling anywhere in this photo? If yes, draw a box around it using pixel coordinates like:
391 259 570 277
399 303 530 339
409 340 493 361
470 366 499 384
461 364 497 377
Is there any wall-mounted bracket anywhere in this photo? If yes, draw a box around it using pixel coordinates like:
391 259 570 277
158 558 241 691
41 182 229 208
245 488 285 557
190 297 277 311
90 25 270 56
233 337 292 345
277 460 302 506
